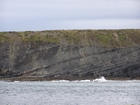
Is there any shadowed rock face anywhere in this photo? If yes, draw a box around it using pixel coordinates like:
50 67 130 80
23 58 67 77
0 29 140 80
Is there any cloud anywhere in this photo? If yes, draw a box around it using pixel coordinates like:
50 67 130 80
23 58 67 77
0 0 140 31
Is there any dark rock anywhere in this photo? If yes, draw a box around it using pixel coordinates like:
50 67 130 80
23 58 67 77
0 29 140 80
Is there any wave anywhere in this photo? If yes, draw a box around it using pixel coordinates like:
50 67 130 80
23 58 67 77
14 81 20 83
51 80 70 82
93 76 107 82
50 76 107 82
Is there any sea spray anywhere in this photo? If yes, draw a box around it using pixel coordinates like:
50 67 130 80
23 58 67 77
93 76 107 82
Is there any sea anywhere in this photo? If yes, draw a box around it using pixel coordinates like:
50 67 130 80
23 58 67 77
0 77 140 105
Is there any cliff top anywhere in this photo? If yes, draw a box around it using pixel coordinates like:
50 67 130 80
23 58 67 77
0 29 140 47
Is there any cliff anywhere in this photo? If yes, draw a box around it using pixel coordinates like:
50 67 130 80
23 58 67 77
0 29 140 81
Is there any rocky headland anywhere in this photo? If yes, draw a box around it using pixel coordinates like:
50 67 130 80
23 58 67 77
0 29 140 81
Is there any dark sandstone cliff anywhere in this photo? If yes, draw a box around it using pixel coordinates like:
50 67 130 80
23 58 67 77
0 29 140 80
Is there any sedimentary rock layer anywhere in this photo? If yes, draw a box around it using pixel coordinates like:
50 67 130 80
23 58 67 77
0 29 140 80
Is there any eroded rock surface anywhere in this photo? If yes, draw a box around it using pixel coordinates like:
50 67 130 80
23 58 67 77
0 30 140 80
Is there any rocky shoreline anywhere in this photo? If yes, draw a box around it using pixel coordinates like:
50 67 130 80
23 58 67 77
0 29 140 80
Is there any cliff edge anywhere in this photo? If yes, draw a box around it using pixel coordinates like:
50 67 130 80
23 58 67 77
0 29 140 80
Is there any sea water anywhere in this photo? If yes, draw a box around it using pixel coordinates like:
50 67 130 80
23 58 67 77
0 78 140 105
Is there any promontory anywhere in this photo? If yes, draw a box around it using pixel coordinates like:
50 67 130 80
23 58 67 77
0 29 140 81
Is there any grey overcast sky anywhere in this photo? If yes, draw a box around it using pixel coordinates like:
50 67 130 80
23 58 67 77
0 0 140 31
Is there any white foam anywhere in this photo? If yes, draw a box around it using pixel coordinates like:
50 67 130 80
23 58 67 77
51 80 69 82
50 77 107 82
93 76 107 82
14 81 20 83
79 80 91 82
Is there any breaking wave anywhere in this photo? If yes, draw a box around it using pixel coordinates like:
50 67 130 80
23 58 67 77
93 76 107 82
51 76 107 82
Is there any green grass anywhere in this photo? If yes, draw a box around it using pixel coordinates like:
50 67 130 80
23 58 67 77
63 31 80 44
21 29 140 47
86 30 137 47
21 33 59 44
95 34 112 47
0 35 9 42
0 29 140 47
0 31 59 44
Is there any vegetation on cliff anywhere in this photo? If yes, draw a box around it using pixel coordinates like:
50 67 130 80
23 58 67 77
0 29 140 47
0 29 140 80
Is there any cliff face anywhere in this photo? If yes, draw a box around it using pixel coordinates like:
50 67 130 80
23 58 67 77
0 29 140 80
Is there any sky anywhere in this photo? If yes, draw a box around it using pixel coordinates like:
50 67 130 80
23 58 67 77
0 0 140 31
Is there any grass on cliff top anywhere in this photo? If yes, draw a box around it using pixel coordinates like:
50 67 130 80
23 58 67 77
0 29 140 47
17 31 59 44
85 29 140 47
0 31 59 44
59 29 139 47
0 35 9 42
61 30 80 44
